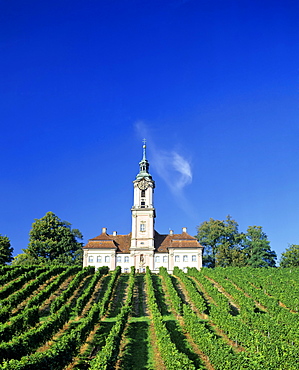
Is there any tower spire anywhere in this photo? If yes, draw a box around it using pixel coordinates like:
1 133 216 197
136 139 152 180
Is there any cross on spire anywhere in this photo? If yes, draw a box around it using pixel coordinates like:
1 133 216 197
142 138 147 161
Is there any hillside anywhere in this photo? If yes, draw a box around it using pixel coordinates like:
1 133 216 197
0 265 298 369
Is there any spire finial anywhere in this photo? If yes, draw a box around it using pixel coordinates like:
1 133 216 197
142 138 147 160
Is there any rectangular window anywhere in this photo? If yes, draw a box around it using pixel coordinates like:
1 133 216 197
192 255 197 262
175 255 180 262
124 256 129 263
183 255 188 262
124 268 129 273
140 222 146 232
117 256 121 263
88 256 94 263
105 256 110 263
163 256 168 263
155 256 160 263
97 256 101 263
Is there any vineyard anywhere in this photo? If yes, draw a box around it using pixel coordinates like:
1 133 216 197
0 265 298 370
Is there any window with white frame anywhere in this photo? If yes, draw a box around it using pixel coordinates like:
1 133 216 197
192 255 197 262
88 256 94 263
140 222 146 232
97 256 102 263
183 255 188 262
124 268 129 273
105 256 110 263
124 256 129 263
175 255 180 262
163 256 168 263
117 256 121 263
155 256 160 263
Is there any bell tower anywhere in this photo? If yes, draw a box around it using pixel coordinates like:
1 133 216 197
130 140 155 270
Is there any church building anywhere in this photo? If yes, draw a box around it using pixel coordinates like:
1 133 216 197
83 142 203 272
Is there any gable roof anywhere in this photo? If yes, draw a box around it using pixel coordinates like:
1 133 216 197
83 230 203 253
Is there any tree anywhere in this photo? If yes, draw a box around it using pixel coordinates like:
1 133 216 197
215 216 245 267
12 251 39 265
0 235 13 265
197 215 244 267
27 212 83 265
197 216 277 268
280 244 299 267
242 226 276 267
215 244 247 267
196 218 225 267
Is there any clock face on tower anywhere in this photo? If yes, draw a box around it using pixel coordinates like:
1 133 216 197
137 179 149 190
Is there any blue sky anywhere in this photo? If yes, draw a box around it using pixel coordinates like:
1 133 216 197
1 0 298 263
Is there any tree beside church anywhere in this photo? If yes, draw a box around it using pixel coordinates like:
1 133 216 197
27 211 83 265
197 217 276 267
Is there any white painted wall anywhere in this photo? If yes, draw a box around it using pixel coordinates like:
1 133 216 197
169 248 203 272
84 248 202 273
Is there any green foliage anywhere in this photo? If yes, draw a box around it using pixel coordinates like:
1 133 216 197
197 216 276 268
27 211 83 265
159 266 183 314
1 267 299 369
173 266 207 313
280 244 299 267
242 226 276 267
89 267 135 370
12 251 39 265
197 215 244 268
196 218 226 267
0 235 13 265
145 267 196 370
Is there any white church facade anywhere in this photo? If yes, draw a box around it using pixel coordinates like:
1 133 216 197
83 142 203 273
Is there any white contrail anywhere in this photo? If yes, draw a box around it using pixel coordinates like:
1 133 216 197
172 152 192 191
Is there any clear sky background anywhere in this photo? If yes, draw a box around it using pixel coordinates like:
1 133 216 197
1 0 298 263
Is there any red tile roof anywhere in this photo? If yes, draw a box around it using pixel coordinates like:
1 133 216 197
155 231 202 252
84 232 131 253
83 230 203 253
